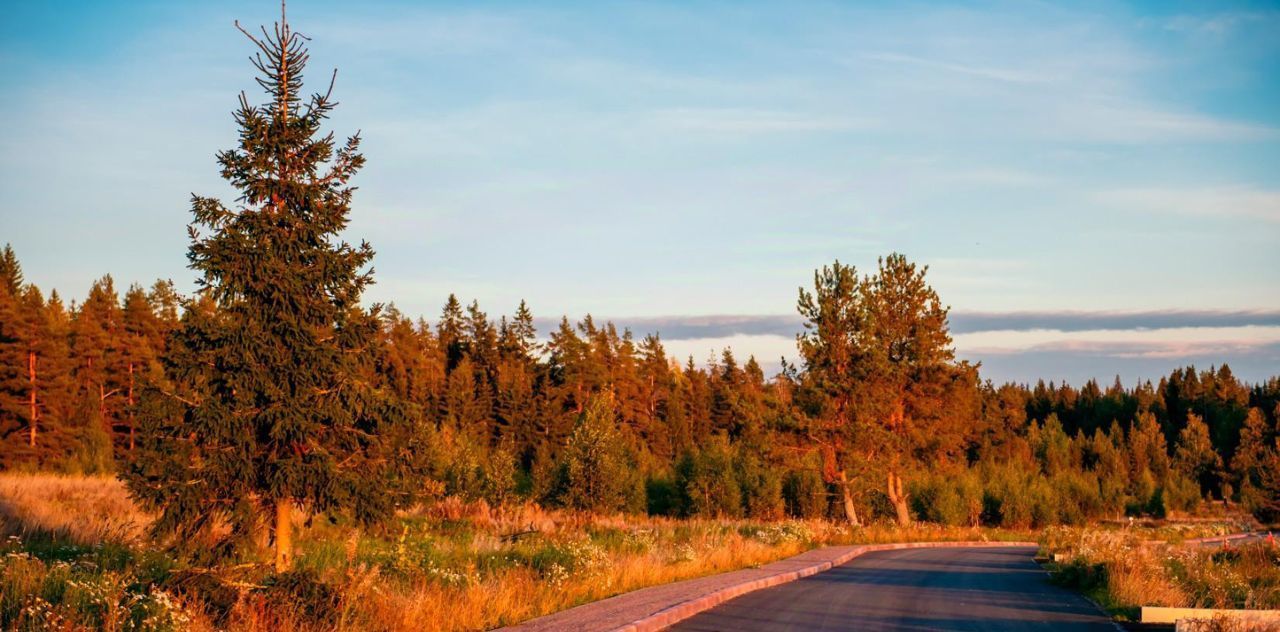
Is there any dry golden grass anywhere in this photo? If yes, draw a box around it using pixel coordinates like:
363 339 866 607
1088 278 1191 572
1042 526 1280 619
0 473 150 545
1104 545 1190 607
319 527 814 631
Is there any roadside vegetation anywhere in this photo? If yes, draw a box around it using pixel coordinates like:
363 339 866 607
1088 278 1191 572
1041 525 1280 622
1 474 1032 631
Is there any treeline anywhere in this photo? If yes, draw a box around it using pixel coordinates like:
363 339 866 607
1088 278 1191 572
2 244 1278 526
0 248 179 472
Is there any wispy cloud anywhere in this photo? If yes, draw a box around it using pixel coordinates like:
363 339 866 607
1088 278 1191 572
1152 11 1278 37
964 341 1280 385
1096 186 1280 223
648 107 871 134
532 314 797 341
861 51 1051 85
527 310 1280 342
949 310 1280 333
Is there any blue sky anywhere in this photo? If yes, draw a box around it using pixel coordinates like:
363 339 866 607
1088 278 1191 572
2 1 1278 384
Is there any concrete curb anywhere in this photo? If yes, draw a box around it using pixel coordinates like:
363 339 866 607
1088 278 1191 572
504 540 1036 632
1182 532 1256 546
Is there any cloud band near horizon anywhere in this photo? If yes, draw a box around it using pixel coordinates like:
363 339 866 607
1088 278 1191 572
533 309 1280 341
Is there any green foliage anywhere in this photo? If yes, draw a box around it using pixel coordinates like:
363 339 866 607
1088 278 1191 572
0 536 189 632
1162 474 1203 514
910 471 983 526
736 455 785 520
675 440 742 518
551 397 639 513
782 468 828 519
1174 413 1224 497
121 15 423 564
644 477 680 516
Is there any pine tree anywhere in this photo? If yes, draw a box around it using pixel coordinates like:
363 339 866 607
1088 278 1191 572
795 260 865 525
125 9 418 572
121 284 165 452
1174 413 1223 500
494 302 539 454
69 276 127 459
498 300 538 361
1232 407 1270 513
438 294 467 370
0 246 31 456
1254 437 1280 522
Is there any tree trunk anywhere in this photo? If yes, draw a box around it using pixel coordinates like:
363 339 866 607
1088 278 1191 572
886 470 912 526
839 470 861 526
127 363 135 451
274 499 294 573
99 382 107 429
27 351 37 448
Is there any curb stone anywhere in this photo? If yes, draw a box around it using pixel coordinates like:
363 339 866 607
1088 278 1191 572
502 540 1037 632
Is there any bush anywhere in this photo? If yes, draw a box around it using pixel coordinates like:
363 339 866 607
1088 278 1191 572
436 426 515 506
1162 474 1203 515
737 458 784 520
645 477 680 516
675 441 741 518
554 398 635 513
782 469 826 519
910 472 984 526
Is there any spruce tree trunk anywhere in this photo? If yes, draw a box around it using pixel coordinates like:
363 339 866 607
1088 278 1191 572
27 351 37 447
839 470 861 526
274 499 294 573
887 470 912 525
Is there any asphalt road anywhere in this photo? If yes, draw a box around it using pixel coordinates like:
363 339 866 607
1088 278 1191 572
669 545 1116 631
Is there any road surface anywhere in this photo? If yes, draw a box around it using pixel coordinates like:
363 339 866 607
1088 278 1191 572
669 545 1115 631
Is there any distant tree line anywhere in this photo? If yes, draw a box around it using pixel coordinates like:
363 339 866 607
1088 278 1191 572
3 243 1279 529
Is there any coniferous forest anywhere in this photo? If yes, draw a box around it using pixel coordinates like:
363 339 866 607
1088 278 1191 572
3 242 1279 530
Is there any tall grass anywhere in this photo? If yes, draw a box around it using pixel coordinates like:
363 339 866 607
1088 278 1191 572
1041 526 1280 621
0 474 1031 631
0 474 149 545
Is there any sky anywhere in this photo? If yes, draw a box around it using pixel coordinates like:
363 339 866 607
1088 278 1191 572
1 0 1278 385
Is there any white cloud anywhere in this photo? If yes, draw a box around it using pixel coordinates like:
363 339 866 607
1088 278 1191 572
954 325 1280 355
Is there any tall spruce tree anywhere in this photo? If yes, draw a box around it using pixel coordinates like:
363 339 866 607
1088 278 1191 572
125 9 417 572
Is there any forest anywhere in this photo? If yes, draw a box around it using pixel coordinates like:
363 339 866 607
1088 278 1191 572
2 241 1279 534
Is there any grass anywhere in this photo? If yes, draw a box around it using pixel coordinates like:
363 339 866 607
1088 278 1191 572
0 474 1033 631
1040 525 1280 622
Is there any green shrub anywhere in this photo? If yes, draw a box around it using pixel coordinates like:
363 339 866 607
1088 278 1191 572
782 469 826 519
737 459 784 520
645 477 680 516
675 442 741 518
